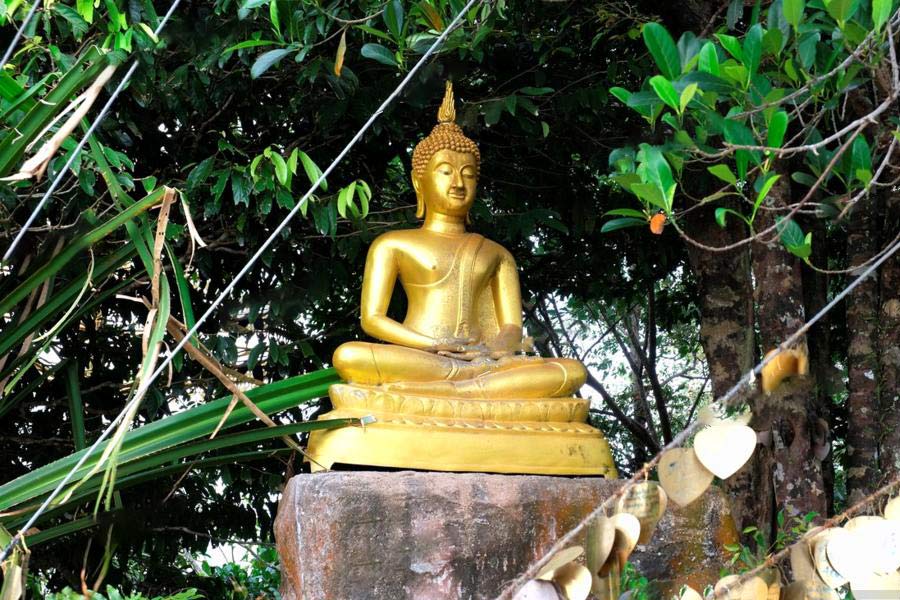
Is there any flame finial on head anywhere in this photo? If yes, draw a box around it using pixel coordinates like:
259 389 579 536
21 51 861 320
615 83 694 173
438 81 456 124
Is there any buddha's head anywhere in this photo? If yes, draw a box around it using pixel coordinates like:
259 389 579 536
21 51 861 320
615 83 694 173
411 82 481 219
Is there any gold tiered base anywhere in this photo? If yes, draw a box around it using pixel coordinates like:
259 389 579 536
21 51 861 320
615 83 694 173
307 384 618 477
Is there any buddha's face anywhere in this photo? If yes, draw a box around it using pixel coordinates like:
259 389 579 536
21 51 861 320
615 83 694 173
413 149 478 218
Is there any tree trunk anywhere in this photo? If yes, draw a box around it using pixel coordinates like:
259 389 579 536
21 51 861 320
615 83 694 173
879 192 900 484
684 202 756 528
845 195 881 502
749 175 827 524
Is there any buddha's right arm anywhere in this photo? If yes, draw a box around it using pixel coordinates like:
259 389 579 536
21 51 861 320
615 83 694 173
359 237 438 351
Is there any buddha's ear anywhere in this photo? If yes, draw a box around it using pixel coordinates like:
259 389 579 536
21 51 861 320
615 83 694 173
411 171 425 218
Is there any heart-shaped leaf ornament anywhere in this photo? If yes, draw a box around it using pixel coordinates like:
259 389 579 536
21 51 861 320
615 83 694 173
824 526 869 582
549 562 592 600
850 570 900 597
714 574 769 600
759 567 781 600
511 579 565 600
585 517 615 578
598 513 640 577
781 580 839 600
843 515 900 574
615 481 667 544
811 530 848 589
693 423 757 480
657 448 714 507
537 546 585 580
760 344 809 394
885 495 900 521
678 585 703 600
534 546 591 600
789 541 818 583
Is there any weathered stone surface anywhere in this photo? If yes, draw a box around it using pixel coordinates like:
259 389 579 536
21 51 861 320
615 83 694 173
274 471 738 600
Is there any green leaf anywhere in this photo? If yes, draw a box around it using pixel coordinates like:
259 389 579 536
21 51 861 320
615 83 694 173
270 0 281 35
715 207 744 228
791 171 819 187
250 48 292 78
752 174 781 222
76 0 94 23
270 152 288 186
186 157 215 193
601 217 647 233
798 31 820 70
698 42 720 76
767 110 789 148
224 39 279 53
298 150 328 191
603 208 647 218
356 180 371 218
776 218 804 249
631 183 668 211
742 24 763 77
763 28 784 57
784 0 805 28
141 176 158 194
824 0 859 26
649 75 679 111
53 5 90 38
337 182 357 219
636 144 675 212
642 23 681 79
250 154 264 181
873 0 891 31
679 83 698 114
384 0 405 39
609 87 632 105
361 43 398 67
708 164 738 184
231 172 250 206
715 34 744 63
518 86 555 95
851 135 872 179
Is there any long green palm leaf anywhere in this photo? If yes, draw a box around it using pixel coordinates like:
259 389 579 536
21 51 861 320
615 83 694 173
0 368 340 511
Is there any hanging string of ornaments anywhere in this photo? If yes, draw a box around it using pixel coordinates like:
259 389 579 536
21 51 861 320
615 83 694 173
501 254 900 600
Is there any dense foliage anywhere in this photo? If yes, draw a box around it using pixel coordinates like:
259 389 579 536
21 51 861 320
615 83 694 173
0 0 898 593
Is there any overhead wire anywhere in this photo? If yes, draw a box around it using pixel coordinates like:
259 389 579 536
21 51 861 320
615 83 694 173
0 0 43 68
0 0 483 562
496 232 900 598
1 0 185 264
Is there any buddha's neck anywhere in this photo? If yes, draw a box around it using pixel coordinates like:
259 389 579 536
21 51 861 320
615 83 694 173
422 211 467 234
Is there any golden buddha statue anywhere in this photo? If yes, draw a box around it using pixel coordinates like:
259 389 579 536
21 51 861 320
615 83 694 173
307 83 617 476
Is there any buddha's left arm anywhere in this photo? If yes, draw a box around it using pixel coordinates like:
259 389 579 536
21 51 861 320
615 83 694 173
489 250 524 352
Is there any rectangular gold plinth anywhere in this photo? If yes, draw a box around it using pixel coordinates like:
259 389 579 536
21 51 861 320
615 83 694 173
307 407 619 477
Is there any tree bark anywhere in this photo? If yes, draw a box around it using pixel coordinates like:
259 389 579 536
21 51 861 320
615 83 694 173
879 192 900 484
684 200 757 528
749 174 827 525
845 194 882 502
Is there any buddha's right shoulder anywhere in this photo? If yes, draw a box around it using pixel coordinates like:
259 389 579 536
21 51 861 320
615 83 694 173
370 229 416 248
367 229 415 255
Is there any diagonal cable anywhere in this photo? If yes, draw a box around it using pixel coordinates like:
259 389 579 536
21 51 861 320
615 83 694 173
1 0 184 264
0 0 482 562
1 0 43 68
496 232 900 599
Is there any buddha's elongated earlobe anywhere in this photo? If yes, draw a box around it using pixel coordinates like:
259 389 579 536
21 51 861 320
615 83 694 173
412 172 425 219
